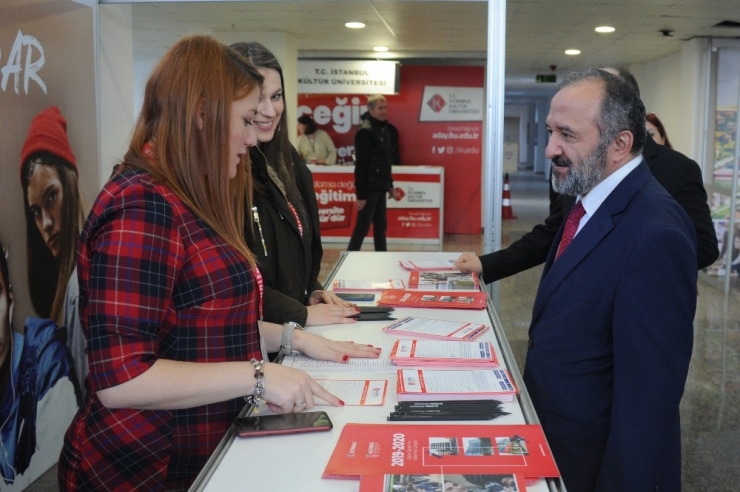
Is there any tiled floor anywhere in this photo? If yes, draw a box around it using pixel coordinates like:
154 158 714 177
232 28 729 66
27 167 739 491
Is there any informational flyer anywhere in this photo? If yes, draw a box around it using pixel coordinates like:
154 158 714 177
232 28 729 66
377 290 489 310
314 379 388 406
323 423 560 480
383 317 489 341
390 339 499 367
397 368 517 402
359 473 526 492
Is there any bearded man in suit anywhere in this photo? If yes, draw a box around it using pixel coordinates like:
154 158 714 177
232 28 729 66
522 69 696 491
456 67 717 280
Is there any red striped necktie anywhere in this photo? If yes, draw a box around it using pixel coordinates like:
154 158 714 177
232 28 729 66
556 201 586 259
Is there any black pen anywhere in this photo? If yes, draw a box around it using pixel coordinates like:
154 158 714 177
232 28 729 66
396 402 503 411
388 414 501 421
391 409 502 417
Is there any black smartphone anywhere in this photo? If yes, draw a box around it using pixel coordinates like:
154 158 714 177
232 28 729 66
335 292 375 302
234 411 333 438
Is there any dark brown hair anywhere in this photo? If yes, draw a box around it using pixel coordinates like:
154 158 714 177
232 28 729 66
646 112 673 149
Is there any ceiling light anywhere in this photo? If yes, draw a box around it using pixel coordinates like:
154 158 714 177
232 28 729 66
345 22 365 29
595 26 615 33
565 49 581 56
373 46 389 52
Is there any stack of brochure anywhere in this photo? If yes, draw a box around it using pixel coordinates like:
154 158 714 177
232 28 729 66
399 259 457 271
377 289 488 310
382 316 489 341
322 423 561 484
407 270 480 290
396 368 518 402
389 339 499 368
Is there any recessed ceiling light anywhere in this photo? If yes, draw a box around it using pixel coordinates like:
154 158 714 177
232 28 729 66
373 46 389 52
565 49 581 56
345 22 365 29
595 26 615 33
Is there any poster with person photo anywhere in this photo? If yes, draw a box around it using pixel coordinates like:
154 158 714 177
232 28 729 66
0 2 99 489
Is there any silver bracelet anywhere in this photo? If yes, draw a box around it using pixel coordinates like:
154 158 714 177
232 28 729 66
244 358 265 405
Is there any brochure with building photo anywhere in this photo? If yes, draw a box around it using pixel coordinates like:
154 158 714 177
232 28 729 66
359 473 525 492
323 423 559 480
377 290 489 310
408 271 480 291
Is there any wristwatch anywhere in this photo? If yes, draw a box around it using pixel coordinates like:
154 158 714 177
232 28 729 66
279 321 303 357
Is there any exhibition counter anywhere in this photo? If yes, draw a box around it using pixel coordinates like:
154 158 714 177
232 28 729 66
189 252 564 492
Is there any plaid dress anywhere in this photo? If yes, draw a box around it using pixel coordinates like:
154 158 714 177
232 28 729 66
59 167 261 491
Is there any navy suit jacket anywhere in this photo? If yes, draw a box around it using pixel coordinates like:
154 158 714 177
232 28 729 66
523 162 697 491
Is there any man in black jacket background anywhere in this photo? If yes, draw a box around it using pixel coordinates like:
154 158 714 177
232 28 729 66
456 68 718 280
348 94 401 251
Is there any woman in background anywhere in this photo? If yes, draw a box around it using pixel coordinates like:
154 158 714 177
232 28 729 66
20 106 87 398
646 111 673 149
59 35 378 491
296 114 337 165
231 41 357 327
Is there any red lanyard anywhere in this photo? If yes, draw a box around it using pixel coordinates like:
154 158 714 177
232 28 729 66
287 202 303 238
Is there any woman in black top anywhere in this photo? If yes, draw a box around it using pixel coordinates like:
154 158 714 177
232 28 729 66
231 42 358 326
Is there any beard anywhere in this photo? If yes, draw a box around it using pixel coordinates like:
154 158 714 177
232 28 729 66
551 138 610 196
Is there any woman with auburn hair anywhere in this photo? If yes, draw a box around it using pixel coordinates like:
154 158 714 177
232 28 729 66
58 35 379 491
646 112 673 149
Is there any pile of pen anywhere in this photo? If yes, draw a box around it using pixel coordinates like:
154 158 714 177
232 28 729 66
387 400 509 421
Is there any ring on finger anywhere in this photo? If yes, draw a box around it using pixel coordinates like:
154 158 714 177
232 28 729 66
294 401 306 408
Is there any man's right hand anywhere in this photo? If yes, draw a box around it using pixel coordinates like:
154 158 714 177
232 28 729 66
455 251 483 274
354 199 367 211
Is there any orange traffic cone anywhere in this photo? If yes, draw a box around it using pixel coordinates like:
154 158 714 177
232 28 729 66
502 173 517 219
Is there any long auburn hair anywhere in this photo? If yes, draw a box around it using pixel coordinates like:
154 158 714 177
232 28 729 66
123 35 263 267
229 42 300 205
21 155 86 323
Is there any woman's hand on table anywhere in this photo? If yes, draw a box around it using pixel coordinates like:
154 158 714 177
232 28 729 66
293 329 381 362
455 251 483 274
262 363 344 413
306 303 360 326
308 289 353 307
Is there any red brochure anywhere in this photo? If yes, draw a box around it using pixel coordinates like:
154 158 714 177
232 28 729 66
377 290 488 310
323 423 560 480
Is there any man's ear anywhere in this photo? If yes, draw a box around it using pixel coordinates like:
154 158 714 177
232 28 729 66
612 130 634 160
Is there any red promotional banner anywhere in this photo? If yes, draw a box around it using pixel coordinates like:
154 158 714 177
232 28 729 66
310 166 443 245
298 65 483 234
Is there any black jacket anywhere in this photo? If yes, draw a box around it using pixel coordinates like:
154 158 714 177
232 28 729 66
354 112 400 199
244 146 323 325
480 137 719 283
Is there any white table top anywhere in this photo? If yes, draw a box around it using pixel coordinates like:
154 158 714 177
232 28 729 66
191 252 557 492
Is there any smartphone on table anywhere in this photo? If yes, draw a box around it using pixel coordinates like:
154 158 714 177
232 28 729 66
234 411 333 438
335 292 375 302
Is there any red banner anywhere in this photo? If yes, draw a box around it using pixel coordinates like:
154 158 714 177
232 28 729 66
310 166 442 244
298 65 483 234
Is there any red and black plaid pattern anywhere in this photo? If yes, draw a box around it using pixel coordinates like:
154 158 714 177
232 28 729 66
59 167 261 491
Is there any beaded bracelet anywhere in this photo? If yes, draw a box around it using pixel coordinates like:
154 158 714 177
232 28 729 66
245 358 265 405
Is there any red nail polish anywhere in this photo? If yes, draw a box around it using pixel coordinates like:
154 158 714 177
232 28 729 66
342 354 350 362
339 399 345 406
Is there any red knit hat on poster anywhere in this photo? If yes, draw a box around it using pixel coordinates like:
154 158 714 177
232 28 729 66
20 106 78 182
